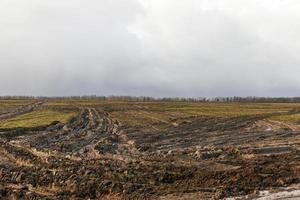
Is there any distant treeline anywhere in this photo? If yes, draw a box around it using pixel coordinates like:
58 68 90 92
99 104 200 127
1 95 300 103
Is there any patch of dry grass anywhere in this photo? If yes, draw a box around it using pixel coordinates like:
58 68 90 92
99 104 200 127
269 113 300 124
0 109 77 128
0 99 35 114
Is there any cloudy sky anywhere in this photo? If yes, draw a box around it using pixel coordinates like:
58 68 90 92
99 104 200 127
1 0 300 97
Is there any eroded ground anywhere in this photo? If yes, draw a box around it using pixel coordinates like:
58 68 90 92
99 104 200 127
1 100 300 199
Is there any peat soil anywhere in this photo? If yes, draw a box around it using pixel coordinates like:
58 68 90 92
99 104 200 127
1 106 300 199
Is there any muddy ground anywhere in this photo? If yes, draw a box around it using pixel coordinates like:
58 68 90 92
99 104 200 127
1 102 300 199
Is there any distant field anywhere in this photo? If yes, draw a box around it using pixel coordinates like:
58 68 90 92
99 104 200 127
0 109 77 128
0 99 34 107
0 99 34 114
2 99 300 128
104 101 300 127
0 100 78 128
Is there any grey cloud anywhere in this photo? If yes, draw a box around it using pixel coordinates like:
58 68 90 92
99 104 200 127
1 0 300 97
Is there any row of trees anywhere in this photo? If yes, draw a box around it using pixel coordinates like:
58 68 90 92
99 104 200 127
1 95 300 103
210 97 300 103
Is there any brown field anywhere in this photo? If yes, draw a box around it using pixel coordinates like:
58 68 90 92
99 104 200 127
1 99 300 199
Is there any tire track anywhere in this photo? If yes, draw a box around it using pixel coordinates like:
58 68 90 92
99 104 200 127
0 100 44 121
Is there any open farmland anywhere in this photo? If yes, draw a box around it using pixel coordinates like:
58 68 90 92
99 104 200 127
2 100 300 199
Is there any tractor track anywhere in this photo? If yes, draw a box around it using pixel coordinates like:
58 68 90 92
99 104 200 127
0 101 44 121
1 107 300 199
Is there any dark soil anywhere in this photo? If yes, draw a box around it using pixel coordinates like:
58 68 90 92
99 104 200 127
1 105 300 199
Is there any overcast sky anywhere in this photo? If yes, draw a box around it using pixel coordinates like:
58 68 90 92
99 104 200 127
1 0 300 97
